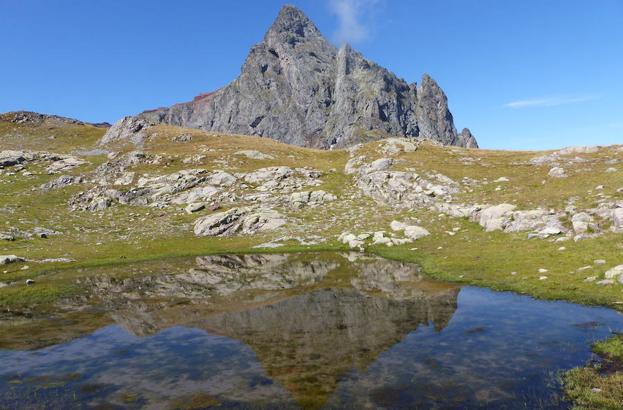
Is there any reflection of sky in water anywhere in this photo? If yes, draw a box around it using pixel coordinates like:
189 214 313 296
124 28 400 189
1 286 623 409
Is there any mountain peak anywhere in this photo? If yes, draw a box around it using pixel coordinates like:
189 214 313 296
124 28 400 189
264 5 323 46
106 5 476 149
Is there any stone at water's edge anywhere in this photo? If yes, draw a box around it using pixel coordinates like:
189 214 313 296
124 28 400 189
99 5 477 149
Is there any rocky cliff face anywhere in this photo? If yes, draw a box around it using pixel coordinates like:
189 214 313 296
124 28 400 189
101 5 477 148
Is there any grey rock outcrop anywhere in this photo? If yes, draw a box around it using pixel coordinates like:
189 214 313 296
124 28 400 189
193 206 287 236
101 5 476 149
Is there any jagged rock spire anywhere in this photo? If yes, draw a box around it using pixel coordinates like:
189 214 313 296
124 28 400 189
102 4 477 149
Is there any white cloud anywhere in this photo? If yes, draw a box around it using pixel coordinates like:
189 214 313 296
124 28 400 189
504 95 597 109
329 0 379 44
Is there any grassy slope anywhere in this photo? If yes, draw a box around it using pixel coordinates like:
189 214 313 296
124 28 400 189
3 118 623 407
2 121 623 312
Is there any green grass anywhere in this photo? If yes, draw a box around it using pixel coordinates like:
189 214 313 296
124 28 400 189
3 120 623 321
564 334 623 409
594 334 623 361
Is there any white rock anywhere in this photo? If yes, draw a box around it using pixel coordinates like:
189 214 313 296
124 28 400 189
235 150 274 160
0 255 25 265
185 203 205 214
571 212 592 234
612 208 623 232
194 207 286 236
596 279 614 285
478 204 516 232
604 265 623 280
403 226 430 240
548 167 567 178
390 221 407 231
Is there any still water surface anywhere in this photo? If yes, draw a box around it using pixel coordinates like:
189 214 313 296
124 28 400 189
0 253 622 409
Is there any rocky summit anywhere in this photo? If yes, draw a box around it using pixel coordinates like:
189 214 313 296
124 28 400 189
101 5 477 149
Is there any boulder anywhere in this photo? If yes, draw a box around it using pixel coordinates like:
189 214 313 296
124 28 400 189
289 190 336 208
185 203 205 214
477 204 516 232
194 207 287 236
235 150 274 160
0 255 25 265
344 155 366 174
46 156 86 174
403 226 430 240
612 208 623 232
338 232 365 250
571 212 593 234
548 167 566 178
390 220 407 231
40 175 85 190
0 150 31 167
604 265 623 282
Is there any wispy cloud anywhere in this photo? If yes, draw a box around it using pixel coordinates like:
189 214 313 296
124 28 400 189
329 0 379 44
504 95 598 109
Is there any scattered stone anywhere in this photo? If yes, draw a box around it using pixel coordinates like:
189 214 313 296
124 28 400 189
548 167 566 178
0 255 25 265
612 208 623 232
39 258 75 263
173 134 193 142
253 242 284 248
538 268 548 273
338 232 365 250
594 259 606 265
477 204 516 232
235 150 274 160
571 212 593 234
185 203 205 214
381 138 417 155
604 265 623 282
194 207 287 236
390 220 407 231
25 279 35 285
32 227 59 238
596 279 614 285
539 276 548 280
404 226 430 240
289 190 336 208
46 156 86 174
40 174 85 190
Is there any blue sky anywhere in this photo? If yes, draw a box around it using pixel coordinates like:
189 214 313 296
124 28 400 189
1 0 621 150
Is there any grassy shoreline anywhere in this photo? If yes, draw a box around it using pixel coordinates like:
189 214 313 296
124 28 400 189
3 234 623 313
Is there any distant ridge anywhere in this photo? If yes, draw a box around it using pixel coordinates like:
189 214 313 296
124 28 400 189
1 111 111 128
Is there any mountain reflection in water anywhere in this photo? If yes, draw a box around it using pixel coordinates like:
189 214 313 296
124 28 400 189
0 253 622 409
